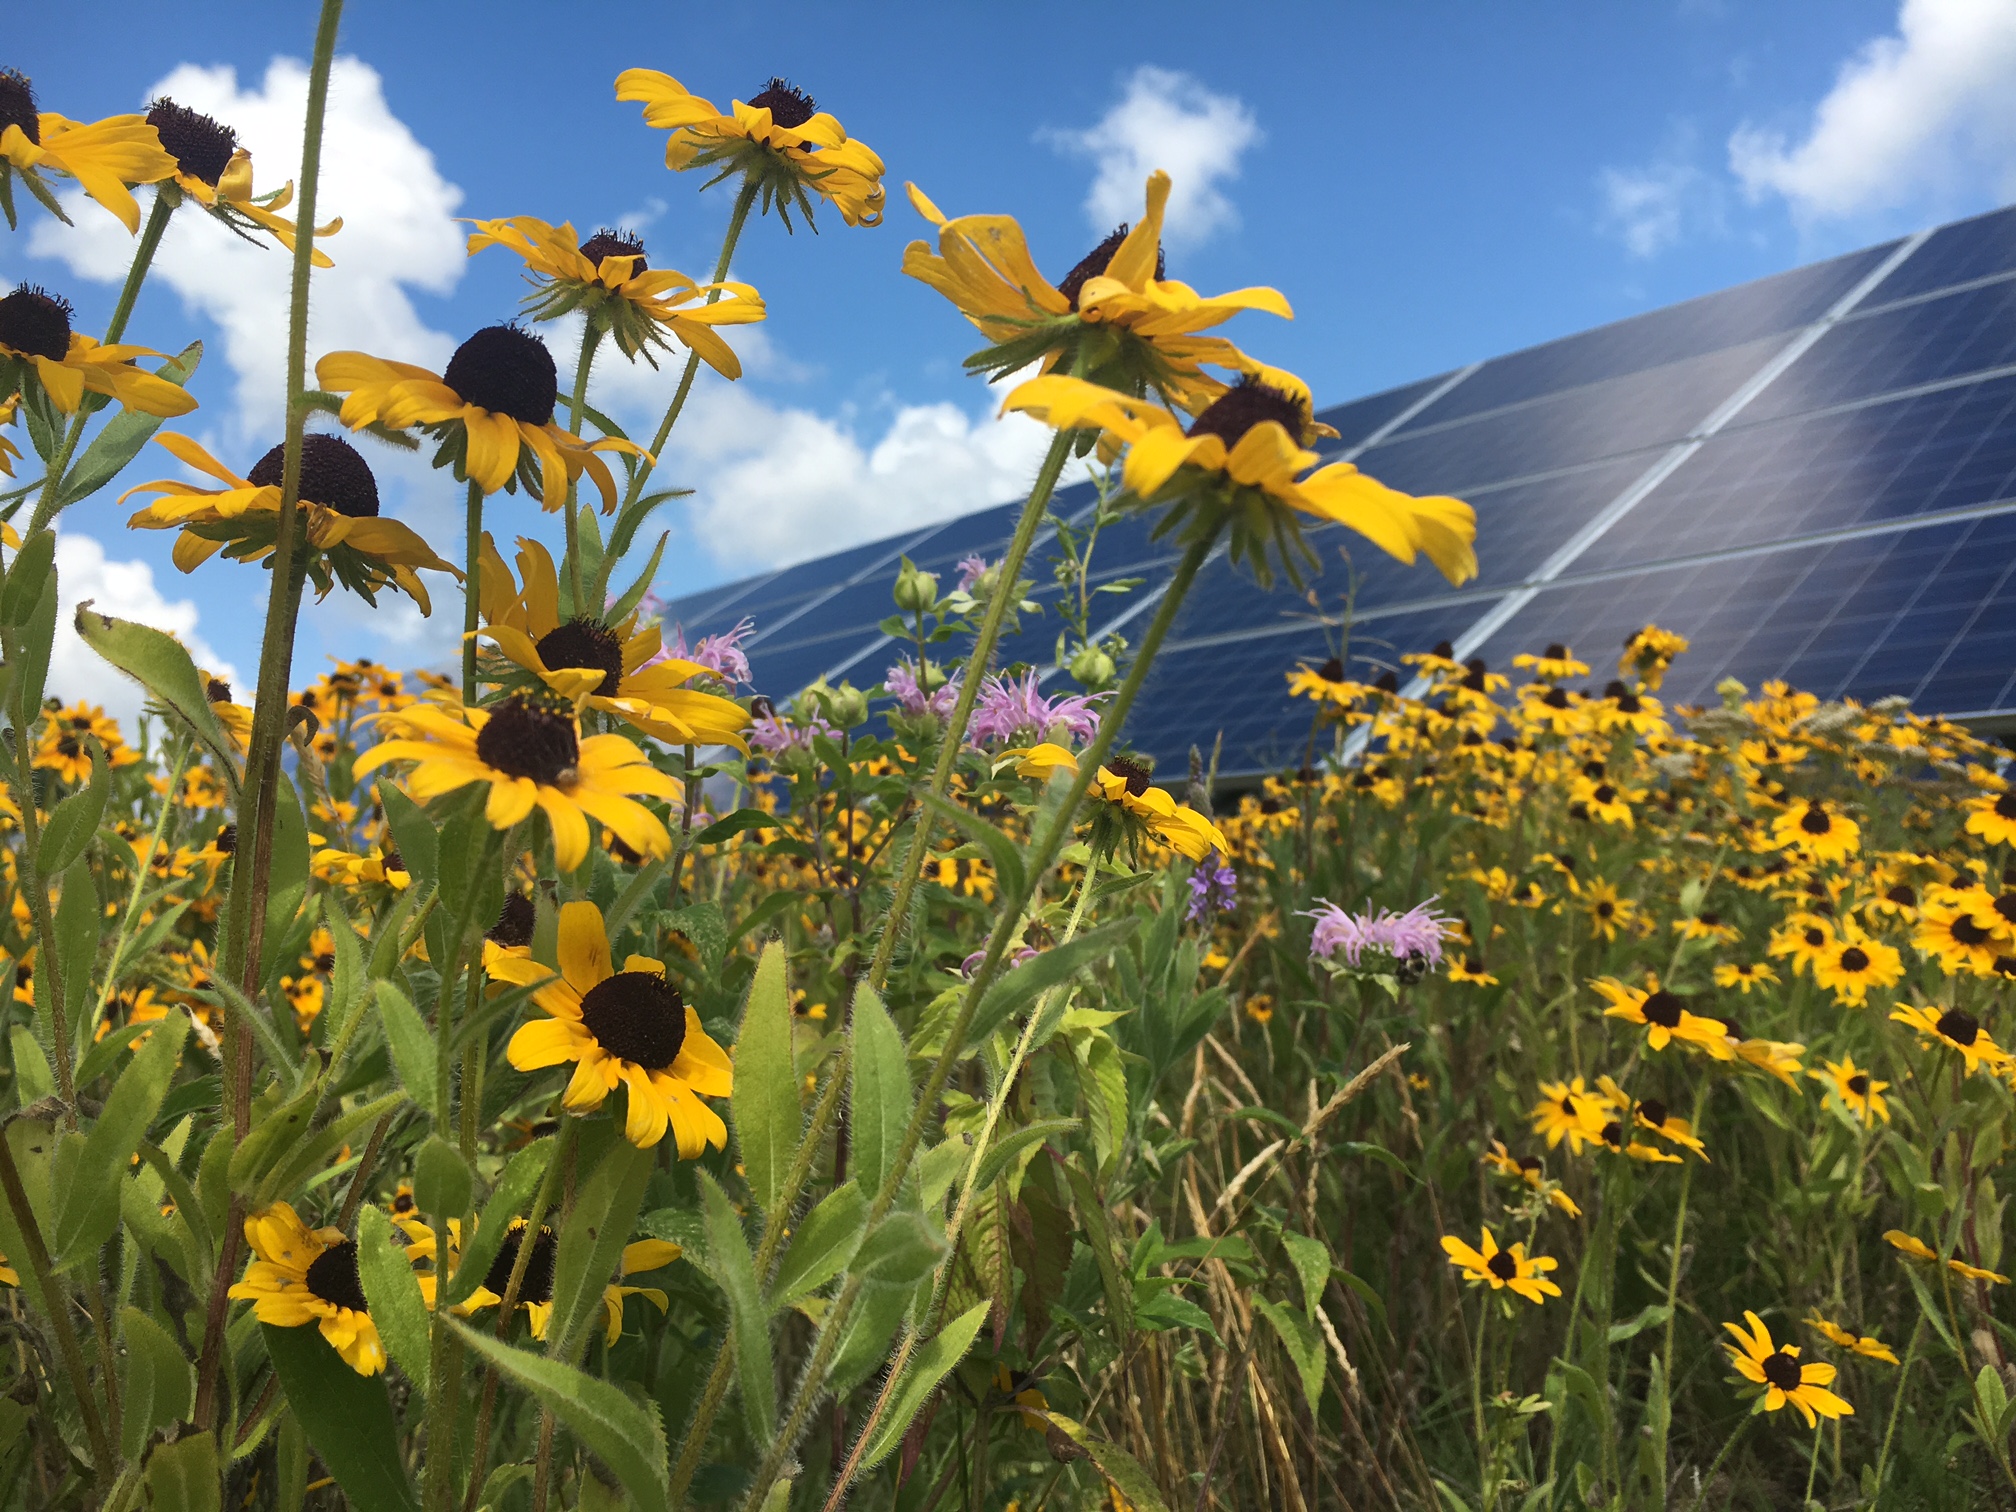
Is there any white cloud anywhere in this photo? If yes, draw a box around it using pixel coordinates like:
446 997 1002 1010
29 55 465 437
1048 67 1261 247
1729 0 2016 221
50 534 238 733
1599 164 1699 258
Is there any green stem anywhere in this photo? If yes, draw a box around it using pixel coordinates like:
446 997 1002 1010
9 720 75 1119
1802 1421 1822 1505
91 736 193 1037
761 525 1222 1512
1472 1297 1489 1490
666 743 699 910
462 479 484 699
1652 1087 1705 1488
561 322 603 614
1873 1316 1923 1496
1688 1417 1747 1511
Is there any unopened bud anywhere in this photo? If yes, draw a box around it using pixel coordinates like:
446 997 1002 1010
892 557 939 613
819 680 870 729
1069 643 1116 688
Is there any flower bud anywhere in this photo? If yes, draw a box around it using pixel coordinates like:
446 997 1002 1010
892 557 939 613
1069 643 1116 689
814 679 870 729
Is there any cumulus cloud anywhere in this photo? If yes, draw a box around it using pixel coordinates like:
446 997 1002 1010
50 534 238 732
29 55 466 436
1599 164 1700 258
1729 0 2016 221
1048 67 1261 247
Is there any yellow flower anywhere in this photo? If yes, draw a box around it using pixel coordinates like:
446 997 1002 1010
1582 880 1636 941
1733 1035 1807 1087
1712 961 1778 994
315 334 646 505
1632 1098 1709 1160
1002 370 1477 588
1531 1078 1612 1154
0 394 18 478
227 1202 386 1376
1767 800 1860 865
312 843 411 893
477 535 749 749
1805 1315 1899 1364
1767 915 1836 977
492 902 732 1154
0 285 196 416
1888 1003 2011 1076
1001 742 1228 861
0 72 177 232
404 1219 671 1342
0 1251 16 1287
1722 1311 1851 1427
1911 893 2005 976
1440 1227 1561 1304
465 216 764 372
1448 956 1499 986
615 71 885 228
1811 1056 1889 1124
141 100 336 265
122 433 452 610
1620 625 1689 691
1961 788 2016 848
1810 925 1905 1007
1592 976 1734 1058
1512 645 1589 682
902 171 1285 409
1884 1229 2010 1284
356 694 681 874
1571 774 1635 828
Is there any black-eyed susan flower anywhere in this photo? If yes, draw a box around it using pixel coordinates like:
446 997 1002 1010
0 71 176 233
1594 976 1733 1058
1768 915 1836 977
1001 743 1228 861
1768 800 1860 865
1512 644 1588 683
387 1183 417 1220
1962 789 2016 848
34 706 138 786
1632 1098 1708 1160
1571 774 1636 828
465 217 764 371
1287 656 1380 721
316 328 644 507
490 902 731 1154
356 694 680 874
1811 1057 1889 1124
1582 880 1635 941
1805 1315 1898 1364
1721 1312 1851 1427
1888 1003 2011 1075
1810 925 1905 1007
902 171 1285 410
227 1202 385 1376
1531 1078 1611 1154
1243 994 1274 1025
1440 1227 1560 1305
1712 961 1778 994
1482 1141 1581 1216
1911 893 2005 976
1001 369 1477 588
1884 1229 2010 1284
1592 680 1669 737
477 536 748 749
123 433 452 609
0 1252 17 1287
484 892 537 974
1620 625 1688 691
1673 912 1739 945
143 98 337 264
615 71 885 228
0 285 196 417
1448 957 1499 986
1732 1032 1807 1087
312 842 411 893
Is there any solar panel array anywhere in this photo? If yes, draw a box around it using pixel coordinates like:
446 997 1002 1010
659 205 2016 776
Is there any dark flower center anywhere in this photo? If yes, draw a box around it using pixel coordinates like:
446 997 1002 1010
1542 643 1567 661
248 433 381 518
1486 1250 1517 1281
1847 1074 1870 1096
1887 884 1916 906
1374 671 1400 694
146 98 238 187
207 678 233 703
578 229 647 275
1723 1014 1747 1039
1995 956 2016 978
482 1223 558 1304
578 970 687 1071
1994 892 2016 925
1317 657 1345 683
1838 947 1871 973
0 69 38 147
535 616 625 696
1952 916 1993 948
215 823 237 856
1640 990 1684 1028
442 325 557 426
1107 753 1154 798
1760 1350 1803 1392
488 893 536 949
1996 793 2016 820
1937 1009 1981 1047
1055 225 1165 310
56 736 80 759
0 285 73 362
391 1190 415 1214
1638 1099 1668 1128
1596 901 1615 919
1600 1121 1625 1148
314 952 336 974
1542 688 1570 709
304 1239 369 1314
1593 784 1617 805
1185 376 1308 450
1803 927 1826 948
1516 1155 1541 1174
748 77 816 129
382 850 406 874
474 695 580 786
1558 1093 1577 1116
1799 806 1833 835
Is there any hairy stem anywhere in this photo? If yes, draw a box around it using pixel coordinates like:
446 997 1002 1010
462 479 484 698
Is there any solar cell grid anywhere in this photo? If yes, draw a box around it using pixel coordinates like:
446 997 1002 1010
1310 374 1459 454
1860 205 2016 305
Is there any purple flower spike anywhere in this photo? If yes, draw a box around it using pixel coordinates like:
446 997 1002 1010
886 659 960 719
667 617 755 687
1187 857 1237 922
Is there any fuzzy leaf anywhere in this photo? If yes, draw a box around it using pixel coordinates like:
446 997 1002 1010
264 1322 419 1512
73 604 238 778
858 1300 992 1469
357 1205 433 1396
850 982 913 1201
545 1138 651 1361
447 1136 556 1308
119 1306 193 1461
732 942 799 1215
768 1181 868 1310
700 1169 775 1440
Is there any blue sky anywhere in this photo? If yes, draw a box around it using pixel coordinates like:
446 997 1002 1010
8 0 2016 719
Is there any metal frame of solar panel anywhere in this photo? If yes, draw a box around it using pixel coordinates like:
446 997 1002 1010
657 203 2016 777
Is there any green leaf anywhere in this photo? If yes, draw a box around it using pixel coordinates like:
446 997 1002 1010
971 1118 1079 1194
452 1323 669 1512
53 855 97 1052
118 1306 193 1461
357 1205 432 1396
375 780 439 888
0 528 55 627
52 1009 189 1266
9 565 57 716
694 808 775 846
605 531 671 625
966 918 1138 1050
73 604 238 778
264 1322 419 1512
663 900 728 971
918 791 1025 903
58 343 201 506
1033 1414 1174 1512
446 1136 555 1308
858 1300 992 1469
1063 1158 1131 1352
320 893 368 1045
413 1134 471 1219
40 731 112 896
851 1211 946 1290
850 982 913 1201
1281 1231 1331 1320
545 1137 650 1361
145 1431 221 1512
376 980 438 1124
9 1024 53 1103
1607 1303 1673 1345
700 1169 775 1441
733 942 799 1215
768 1181 868 1310
254 1092 406 1210
1256 1297 1326 1413
829 1275 920 1397
72 1021 151 1091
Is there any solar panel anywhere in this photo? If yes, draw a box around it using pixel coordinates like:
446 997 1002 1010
1859 204 2016 305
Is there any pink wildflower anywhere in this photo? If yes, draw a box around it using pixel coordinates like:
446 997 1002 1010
1302 897 1453 969
969 670 1108 748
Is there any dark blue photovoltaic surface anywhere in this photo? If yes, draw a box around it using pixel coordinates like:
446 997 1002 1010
1863 205 2016 305
1310 374 1456 454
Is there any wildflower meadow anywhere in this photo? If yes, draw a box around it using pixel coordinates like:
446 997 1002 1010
1 7 2015 1510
